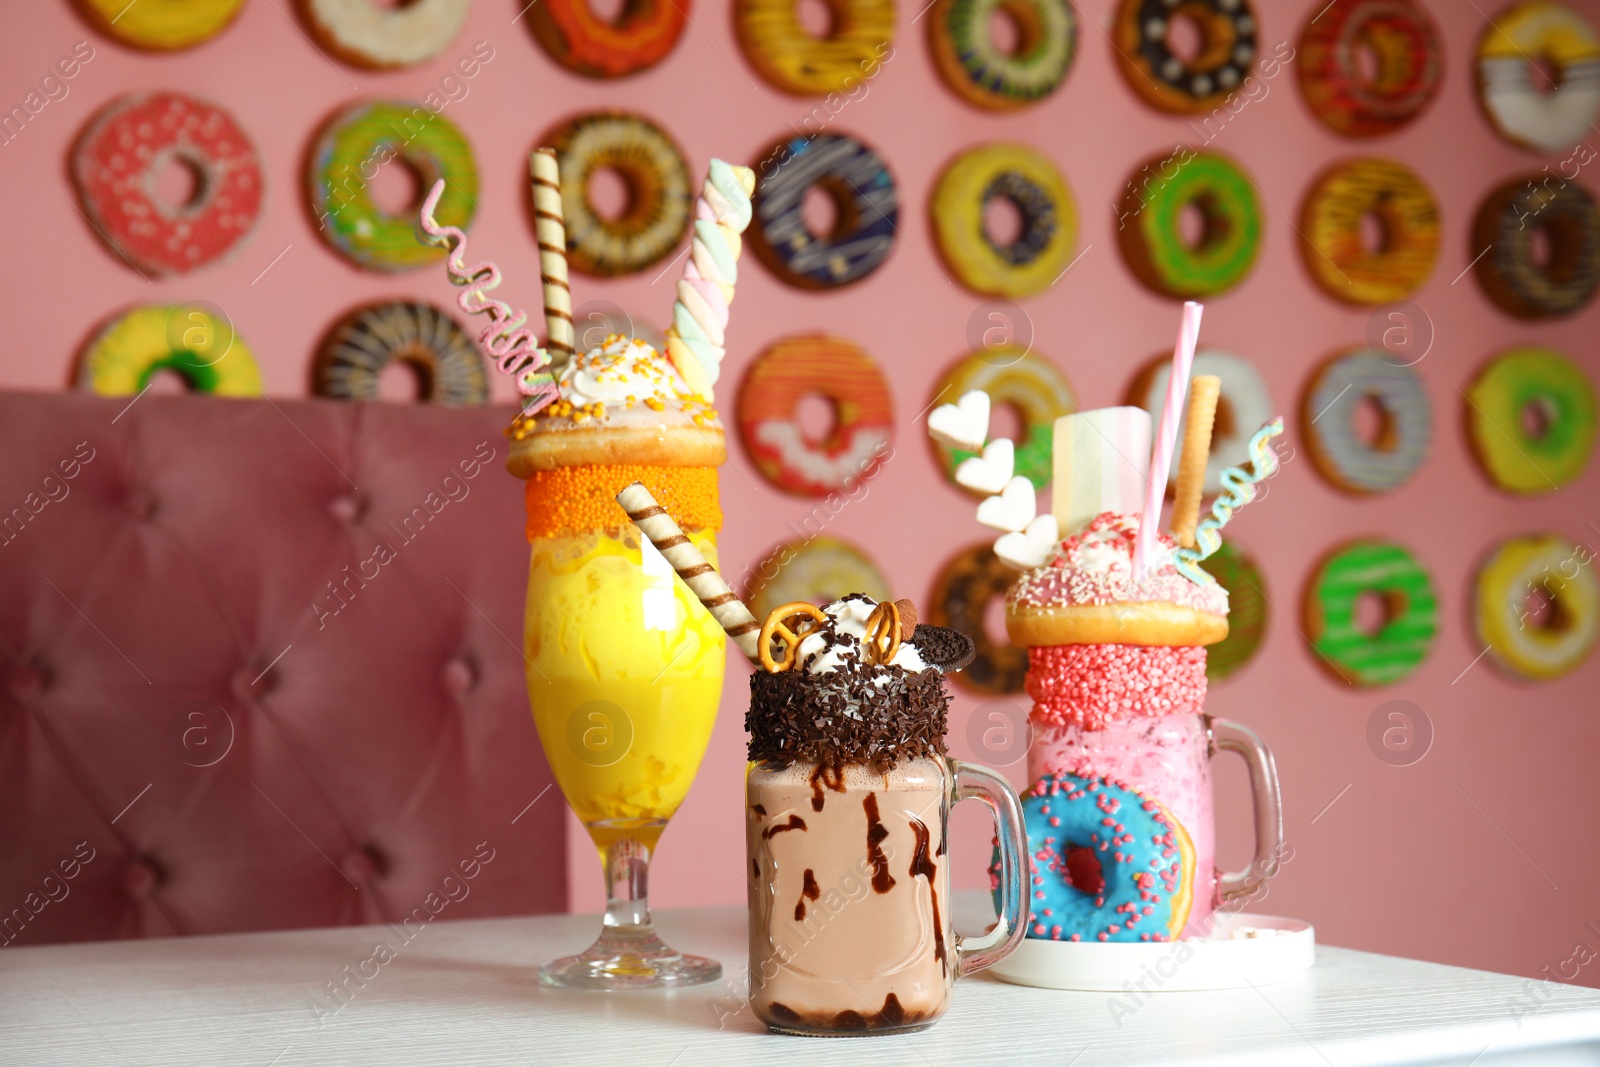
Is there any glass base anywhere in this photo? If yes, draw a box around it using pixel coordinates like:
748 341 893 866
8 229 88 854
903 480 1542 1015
539 923 722 991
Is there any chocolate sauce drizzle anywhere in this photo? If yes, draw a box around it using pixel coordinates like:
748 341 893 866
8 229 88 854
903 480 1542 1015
761 815 807 840
794 868 820 921
808 762 846 812
767 993 931 1033
864 794 895 894
909 817 947 978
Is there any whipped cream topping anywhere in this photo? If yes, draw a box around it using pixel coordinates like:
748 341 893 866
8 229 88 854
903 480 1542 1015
1008 511 1229 616
795 596 928 678
510 335 721 438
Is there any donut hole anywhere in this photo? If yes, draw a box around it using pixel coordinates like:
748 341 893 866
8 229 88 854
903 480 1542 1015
149 150 208 216
1535 215 1586 284
584 165 637 224
1353 393 1399 452
1521 395 1558 441
989 400 1024 443
1164 8 1205 64
1354 589 1404 638
1063 845 1105 897
1358 24 1416 92
983 194 1025 249
587 0 628 21
1521 587 1572 634
989 0 1044 58
1168 3 1234 70
796 0 840 39
379 349 436 402
1352 38 1382 85
984 593 1010 652
1527 52 1564 94
795 392 839 446
800 177 859 242
1359 209 1393 256
1212 392 1237 442
368 154 427 218
146 368 192 395
1179 194 1228 253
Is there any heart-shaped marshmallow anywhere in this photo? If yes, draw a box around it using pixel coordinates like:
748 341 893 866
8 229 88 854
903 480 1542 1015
927 390 990 453
975 476 1036 533
954 438 1014 495
994 514 1060 571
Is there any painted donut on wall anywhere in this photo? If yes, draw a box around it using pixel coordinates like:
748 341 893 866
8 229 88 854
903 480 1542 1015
737 334 894 497
1113 0 1260 114
1115 150 1262 299
1301 348 1431 495
1299 157 1441 305
1472 176 1600 320
541 111 693 277
76 0 245 49
751 132 898 289
1475 533 1599 681
528 0 689 77
736 0 895 95
314 301 489 405
1476 1 1600 153
1304 539 1439 687
300 0 471 68
73 91 264 277
928 0 1077 110
931 142 1077 298
1464 346 1596 494
1297 0 1444 137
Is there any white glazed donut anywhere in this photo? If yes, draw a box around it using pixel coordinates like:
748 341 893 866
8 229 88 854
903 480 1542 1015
1476 1 1600 153
301 0 471 68
1129 349 1272 495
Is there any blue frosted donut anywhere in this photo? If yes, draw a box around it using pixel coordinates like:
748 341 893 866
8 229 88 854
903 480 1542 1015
992 770 1193 943
752 133 897 289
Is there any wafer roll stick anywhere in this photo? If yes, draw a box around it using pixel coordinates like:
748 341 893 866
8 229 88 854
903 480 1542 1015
616 482 760 661
1172 375 1222 549
530 148 574 368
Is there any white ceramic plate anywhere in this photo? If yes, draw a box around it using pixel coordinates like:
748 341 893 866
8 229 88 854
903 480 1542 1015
987 913 1315 991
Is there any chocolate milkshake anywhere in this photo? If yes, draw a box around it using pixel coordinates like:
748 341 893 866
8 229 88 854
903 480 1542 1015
744 596 1027 1036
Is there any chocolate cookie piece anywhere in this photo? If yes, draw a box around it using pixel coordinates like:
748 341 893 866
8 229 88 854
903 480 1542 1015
909 624 976 673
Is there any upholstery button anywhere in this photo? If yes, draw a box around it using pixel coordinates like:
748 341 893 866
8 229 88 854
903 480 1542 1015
120 859 160 899
6 662 44 702
125 487 158 522
340 846 380 886
442 657 476 699
230 662 276 704
328 493 366 525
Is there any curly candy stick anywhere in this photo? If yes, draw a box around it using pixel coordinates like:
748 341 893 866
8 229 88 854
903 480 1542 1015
1174 417 1285 585
418 179 558 412
664 159 756 399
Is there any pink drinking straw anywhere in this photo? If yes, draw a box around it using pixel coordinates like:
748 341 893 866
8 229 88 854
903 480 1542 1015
1133 300 1204 583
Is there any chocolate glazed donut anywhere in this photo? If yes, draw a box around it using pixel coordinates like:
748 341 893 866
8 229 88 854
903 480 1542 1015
928 543 1027 695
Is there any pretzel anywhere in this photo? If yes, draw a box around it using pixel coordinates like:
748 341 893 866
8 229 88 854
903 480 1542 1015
863 601 902 666
759 602 828 673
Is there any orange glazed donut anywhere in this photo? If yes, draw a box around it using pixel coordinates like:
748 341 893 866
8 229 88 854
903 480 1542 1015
528 0 689 78
737 334 893 497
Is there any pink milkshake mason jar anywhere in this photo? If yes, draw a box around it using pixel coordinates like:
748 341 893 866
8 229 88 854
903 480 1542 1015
744 598 1028 1035
1008 513 1284 942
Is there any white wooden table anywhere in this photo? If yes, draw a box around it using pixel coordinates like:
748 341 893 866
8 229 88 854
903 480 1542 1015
4 894 1599 1066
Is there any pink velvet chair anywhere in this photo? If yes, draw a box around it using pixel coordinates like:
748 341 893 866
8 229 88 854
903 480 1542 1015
0 391 565 947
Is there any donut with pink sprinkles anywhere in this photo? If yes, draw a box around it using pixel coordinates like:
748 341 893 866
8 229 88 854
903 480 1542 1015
992 770 1194 942
73 91 263 276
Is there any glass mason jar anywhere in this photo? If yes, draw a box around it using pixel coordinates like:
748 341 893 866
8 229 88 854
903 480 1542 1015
745 754 1028 1035
1028 712 1283 937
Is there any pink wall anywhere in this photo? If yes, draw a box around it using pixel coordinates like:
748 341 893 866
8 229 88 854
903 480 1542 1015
2 0 1598 985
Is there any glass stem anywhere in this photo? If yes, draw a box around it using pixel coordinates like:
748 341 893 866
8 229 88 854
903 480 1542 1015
601 836 652 932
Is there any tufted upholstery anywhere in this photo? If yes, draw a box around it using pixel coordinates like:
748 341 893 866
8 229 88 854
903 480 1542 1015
0 391 564 947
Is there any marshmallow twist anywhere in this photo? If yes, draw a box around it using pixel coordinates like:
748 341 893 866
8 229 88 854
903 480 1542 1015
1174 418 1285 585
418 179 558 412
665 159 756 399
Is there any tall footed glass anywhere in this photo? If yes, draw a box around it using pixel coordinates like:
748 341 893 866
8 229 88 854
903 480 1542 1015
526 524 726 989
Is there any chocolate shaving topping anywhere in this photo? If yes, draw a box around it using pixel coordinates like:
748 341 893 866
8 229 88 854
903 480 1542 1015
909 624 976 673
746 662 949 769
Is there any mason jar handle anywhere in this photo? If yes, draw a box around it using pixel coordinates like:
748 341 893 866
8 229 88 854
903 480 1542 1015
1208 716 1284 902
950 759 1028 977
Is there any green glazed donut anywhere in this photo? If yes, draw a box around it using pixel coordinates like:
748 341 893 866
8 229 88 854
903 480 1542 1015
1200 541 1266 682
1465 346 1596 495
1116 150 1262 298
1305 540 1438 686
309 101 478 272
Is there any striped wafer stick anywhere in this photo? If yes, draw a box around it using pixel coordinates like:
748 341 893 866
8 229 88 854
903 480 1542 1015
530 148 574 368
1172 375 1222 549
616 482 760 662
